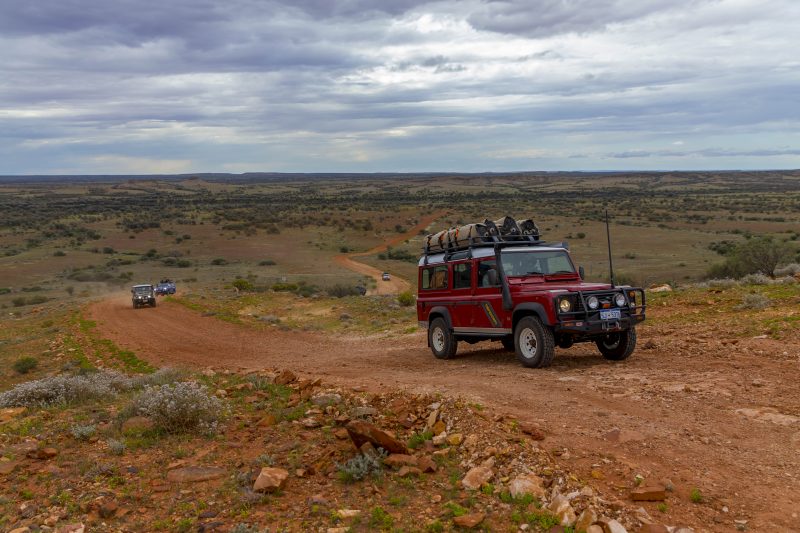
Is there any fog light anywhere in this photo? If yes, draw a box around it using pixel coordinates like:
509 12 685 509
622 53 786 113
587 296 599 310
614 293 626 307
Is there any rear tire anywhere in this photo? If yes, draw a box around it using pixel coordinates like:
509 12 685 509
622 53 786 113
428 318 457 359
514 316 555 368
596 328 637 361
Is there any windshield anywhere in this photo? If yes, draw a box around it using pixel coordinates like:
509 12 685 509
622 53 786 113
501 250 575 277
133 286 152 294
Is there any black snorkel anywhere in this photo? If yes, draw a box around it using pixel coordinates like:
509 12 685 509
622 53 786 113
494 244 514 311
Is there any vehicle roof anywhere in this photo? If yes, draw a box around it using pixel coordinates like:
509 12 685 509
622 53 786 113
132 284 153 288
418 246 567 266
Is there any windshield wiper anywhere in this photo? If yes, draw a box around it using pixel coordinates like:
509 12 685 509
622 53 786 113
550 270 575 275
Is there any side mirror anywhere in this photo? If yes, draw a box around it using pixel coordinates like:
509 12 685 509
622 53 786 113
487 269 499 287
579 266 585 280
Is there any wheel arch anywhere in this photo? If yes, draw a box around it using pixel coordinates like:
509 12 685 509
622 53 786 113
426 307 452 347
512 303 552 331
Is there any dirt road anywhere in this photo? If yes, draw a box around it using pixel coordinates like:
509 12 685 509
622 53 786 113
333 211 448 295
88 294 800 531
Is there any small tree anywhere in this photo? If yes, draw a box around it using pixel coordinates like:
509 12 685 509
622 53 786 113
736 237 791 278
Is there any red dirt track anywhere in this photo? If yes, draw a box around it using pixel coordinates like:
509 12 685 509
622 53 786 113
87 294 800 531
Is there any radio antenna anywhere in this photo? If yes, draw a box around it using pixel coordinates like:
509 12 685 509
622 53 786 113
605 209 616 288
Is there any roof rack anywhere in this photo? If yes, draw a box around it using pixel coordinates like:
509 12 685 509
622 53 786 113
422 216 545 262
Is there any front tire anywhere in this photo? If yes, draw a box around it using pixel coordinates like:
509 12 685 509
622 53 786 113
428 318 457 359
514 316 555 368
596 328 637 361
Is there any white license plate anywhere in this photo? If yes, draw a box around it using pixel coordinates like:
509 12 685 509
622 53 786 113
600 309 621 320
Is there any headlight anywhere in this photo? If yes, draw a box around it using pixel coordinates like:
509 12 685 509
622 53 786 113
614 293 626 307
559 298 572 313
587 296 599 310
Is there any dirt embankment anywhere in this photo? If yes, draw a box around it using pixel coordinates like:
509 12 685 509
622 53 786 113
333 210 448 295
87 294 800 532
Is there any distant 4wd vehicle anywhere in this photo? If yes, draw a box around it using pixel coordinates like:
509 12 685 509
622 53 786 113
382 272 391 281
417 216 646 368
155 279 176 295
131 284 157 309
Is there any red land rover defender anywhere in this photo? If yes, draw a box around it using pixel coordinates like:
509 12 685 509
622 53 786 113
417 216 646 368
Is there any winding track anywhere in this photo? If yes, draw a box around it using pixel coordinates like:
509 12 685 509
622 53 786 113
332 210 448 295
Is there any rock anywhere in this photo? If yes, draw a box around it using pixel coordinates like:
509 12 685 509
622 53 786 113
256 414 277 427
519 422 546 440
334 428 349 439
337 509 362 519
311 393 342 406
418 456 437 473
649 284 672 292
198 510 219 519
0 461 18 475
425 409 439 431
27 447 58 460
603 428 643 443
643 340 657 350
167 466 227 483
432 420 446 435
300 417 321 428
462 466 493 490
0 407 26 423
586 526 603 533
432 433 448 446
345 420 408 454
9 528 31 533
99 499 118 519
631 486 666 501
308 494 330 507
575 508 597 532
384 454 418 469
640 525 669 533
351 406 377 418
121 416 155 434
447 433 463 446
508 474 546 499
596 518 628 533
548 495 576 527
397 466 421 477
253 467 289 492
273 369 297 385
453 512 485 528
463 434 479 450
327 529 349 533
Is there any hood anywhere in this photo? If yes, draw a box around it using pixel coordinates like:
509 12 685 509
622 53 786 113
508 278 614 293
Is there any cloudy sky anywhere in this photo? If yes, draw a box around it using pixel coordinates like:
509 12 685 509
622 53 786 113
1 0 799 174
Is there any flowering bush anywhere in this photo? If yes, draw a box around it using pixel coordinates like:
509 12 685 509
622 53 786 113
129 381 226 434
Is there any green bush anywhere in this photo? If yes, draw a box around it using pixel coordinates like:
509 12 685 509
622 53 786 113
327 284 362 298
13 356 39 374
232 279 254 291
258 259 276 266
211 258 228 265
397 291 415 307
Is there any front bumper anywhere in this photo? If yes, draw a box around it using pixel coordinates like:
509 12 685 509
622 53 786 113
555 314 644 335
554 288 646 336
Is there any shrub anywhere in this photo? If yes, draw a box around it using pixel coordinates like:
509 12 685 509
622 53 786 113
211 258 228 265
690 488 703 503
397 291 415 307
176 259 192 268
0 370 132 408
53 250 66 257
327 284 362 298
780 275 797 285
232 279 254 291
271 282 298 292
707 237 794 278
258 260 276 266
107 438 126 455
336 449 387 483
70 424 97 441
775 263 800 277
738 293 771 310
707 278 739 288
13 356 38 374
128 381 226 434
369 506 394 529
740 273 771 285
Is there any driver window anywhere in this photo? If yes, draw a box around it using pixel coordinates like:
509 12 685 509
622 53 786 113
478 260 500 287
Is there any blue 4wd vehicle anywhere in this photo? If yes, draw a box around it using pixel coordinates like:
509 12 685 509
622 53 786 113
155 279 176 295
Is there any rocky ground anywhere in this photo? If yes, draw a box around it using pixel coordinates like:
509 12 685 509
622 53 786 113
1 280 799 532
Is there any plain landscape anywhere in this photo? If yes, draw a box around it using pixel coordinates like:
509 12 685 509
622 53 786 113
1 171 799 533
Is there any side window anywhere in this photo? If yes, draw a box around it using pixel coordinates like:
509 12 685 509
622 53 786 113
453 262 472 289
422 265 449 290
477 260 500 287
